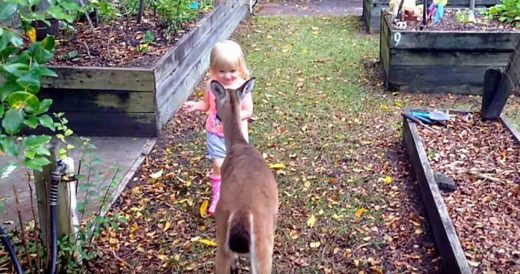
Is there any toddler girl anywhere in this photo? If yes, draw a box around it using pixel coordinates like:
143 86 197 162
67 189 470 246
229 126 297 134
183 40 253 216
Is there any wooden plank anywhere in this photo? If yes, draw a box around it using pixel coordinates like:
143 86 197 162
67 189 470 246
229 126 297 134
156 4 249 129
57 112 157 137
157 59 207 129
390 31 520 50
380 11 391 78
501 117 520 143
42 66 155 92
362 0 370 31
39 88 155 113
388 65 489 94
153 2 233 85
402 116 471 274
370 6 382 33
390 50 512 66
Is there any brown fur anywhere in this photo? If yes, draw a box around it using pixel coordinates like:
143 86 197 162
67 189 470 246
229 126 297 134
211 79 278 274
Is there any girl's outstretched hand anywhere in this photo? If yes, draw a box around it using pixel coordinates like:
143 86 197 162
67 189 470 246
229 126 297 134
183 101 198 112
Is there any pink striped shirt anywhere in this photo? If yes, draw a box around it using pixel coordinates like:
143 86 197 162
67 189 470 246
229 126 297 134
206 90 251 138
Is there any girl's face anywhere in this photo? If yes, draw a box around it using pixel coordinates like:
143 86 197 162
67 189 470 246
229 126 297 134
214 67 240 87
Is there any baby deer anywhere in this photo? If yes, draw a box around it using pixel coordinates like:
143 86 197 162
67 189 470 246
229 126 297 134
210 78 279 274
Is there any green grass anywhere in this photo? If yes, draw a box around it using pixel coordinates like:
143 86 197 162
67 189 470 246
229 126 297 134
89 15 519 273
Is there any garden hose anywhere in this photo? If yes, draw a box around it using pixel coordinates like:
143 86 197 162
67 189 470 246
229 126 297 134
0 225 23 274
47 160 67 274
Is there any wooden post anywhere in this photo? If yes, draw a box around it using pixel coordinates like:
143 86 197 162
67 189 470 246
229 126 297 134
481 41 520 120
57 157 79 240
33 143 57 250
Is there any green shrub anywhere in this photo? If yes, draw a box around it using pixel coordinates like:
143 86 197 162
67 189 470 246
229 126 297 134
156 0 213 31
485 0 520 25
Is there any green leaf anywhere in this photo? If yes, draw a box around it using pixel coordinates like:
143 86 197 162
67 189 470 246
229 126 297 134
42 36 55 51
38 114 54 130
0 105 4 118
61 1 80 11
7 91 40 113
2 63 30 77
2 109 24 135
34 66 57 78
0 81 23 101
4 31 23 48
26 149 36 159
35 146 50 156
24 116 39 128
37 99 52 114
0 137 19 157
23 135 51 148
0 46 17 61
24 157 51 171
0 3 18 21
0 27 3 36
47 6 74 23
16 73 41 94
30 43 54 64
64 129 73 136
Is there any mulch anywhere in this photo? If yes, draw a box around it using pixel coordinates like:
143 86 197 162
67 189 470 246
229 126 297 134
418 113 520 272
48 11 209 68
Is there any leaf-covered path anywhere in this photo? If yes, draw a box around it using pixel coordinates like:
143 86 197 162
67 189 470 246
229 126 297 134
90 15 520 273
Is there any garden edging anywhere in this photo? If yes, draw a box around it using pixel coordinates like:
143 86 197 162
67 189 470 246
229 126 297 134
402 109 520 274
40 0 252 137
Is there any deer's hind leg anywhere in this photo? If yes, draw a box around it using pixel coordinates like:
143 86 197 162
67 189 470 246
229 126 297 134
251 232 274 274
216 246 235 274
216 210 236 274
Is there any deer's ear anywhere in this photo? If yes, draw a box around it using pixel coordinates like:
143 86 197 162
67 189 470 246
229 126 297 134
210 80 226 100
237 77 255 99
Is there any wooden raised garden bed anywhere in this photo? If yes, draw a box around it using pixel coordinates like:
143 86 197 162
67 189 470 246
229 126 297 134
363 0 499 33
380 13 520 94
40 1 251 137
403 110 520 273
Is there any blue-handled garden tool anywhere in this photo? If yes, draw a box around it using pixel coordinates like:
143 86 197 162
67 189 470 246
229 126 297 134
410 110 450 126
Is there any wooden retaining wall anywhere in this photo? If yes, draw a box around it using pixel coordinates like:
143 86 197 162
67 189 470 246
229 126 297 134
380 13 520 94
363 0 499 33
402 110 519 273
40 0 251 137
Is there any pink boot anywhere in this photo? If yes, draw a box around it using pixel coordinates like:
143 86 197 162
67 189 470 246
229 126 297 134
208 176 221 216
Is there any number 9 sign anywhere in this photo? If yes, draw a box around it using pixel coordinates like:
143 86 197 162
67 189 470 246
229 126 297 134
394 32 402 47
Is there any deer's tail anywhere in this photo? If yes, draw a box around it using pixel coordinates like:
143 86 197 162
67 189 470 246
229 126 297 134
227 210 253 255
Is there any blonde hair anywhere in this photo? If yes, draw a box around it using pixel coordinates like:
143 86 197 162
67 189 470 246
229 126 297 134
209 40 250 80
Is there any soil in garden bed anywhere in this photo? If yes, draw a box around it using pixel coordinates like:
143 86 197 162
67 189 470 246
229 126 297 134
418 113 520 272
48 10 210 68
397 8 520 32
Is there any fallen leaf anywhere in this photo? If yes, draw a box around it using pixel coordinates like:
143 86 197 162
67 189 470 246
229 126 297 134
355 208 366 218
269 163 286 170
382 176 393 184
307 214 317 228
310 241 321 248
163 221 171 232
150 169 163 179
200 200 209 218
197 238 217 247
